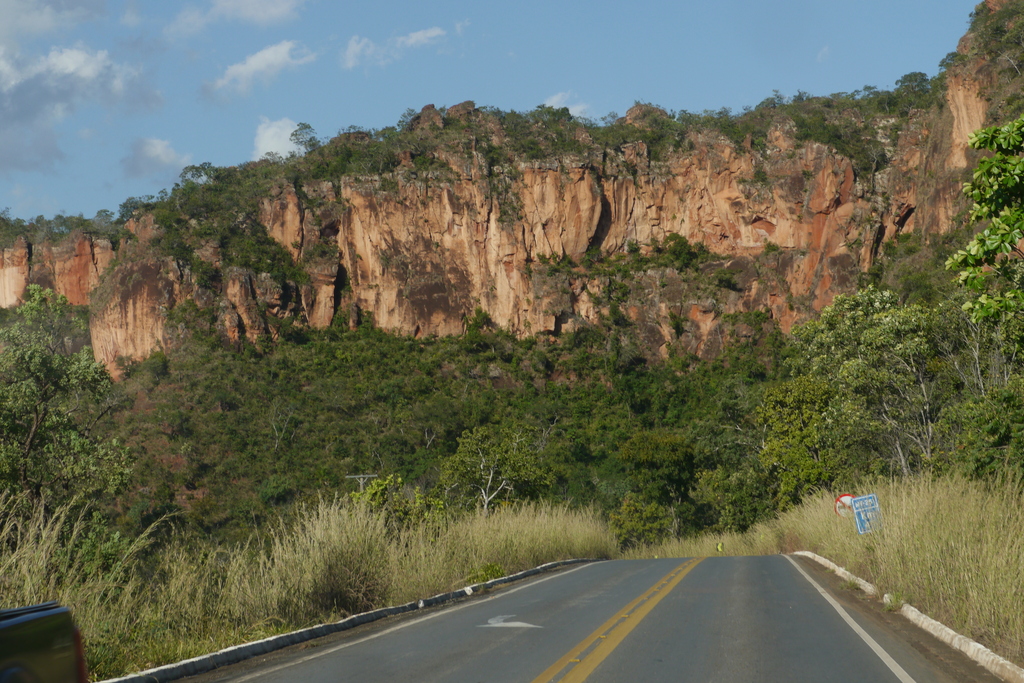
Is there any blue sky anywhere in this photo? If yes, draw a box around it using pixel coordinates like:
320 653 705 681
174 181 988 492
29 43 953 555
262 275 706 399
0 0 976 221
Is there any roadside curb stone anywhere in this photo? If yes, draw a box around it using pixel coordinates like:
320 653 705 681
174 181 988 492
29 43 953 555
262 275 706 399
97 558 597 683
791 551 1024 683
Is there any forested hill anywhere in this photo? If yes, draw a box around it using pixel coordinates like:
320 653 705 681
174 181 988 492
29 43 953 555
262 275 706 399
0 0 1023 542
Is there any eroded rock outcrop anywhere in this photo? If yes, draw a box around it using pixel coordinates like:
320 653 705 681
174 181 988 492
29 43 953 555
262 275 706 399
31 232 116 306
0 232 114 307
248 124 881 352
88 229 327 377
89 255 178 379
0 238 30 308
6 95 970 377
0 16 1003 377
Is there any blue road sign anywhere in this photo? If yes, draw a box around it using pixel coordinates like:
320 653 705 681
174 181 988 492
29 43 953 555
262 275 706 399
852 494 882 534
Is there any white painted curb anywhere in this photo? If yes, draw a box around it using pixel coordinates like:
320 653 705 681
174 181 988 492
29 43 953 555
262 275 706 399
790 550 877 596
97 558 597 683
791 551 1024 683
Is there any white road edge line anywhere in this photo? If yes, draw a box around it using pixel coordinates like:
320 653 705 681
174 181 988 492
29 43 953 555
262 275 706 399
784 555 916 683
225 562 595 683
792 551 1024 683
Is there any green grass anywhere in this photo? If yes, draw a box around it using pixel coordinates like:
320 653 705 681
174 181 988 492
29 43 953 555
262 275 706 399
632 475 1024 666
0 497 617 680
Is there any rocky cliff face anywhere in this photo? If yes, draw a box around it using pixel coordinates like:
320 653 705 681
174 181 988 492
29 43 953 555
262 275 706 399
239 80 983 359
0 19 1000 376
0 232 114 308
274 132 863 345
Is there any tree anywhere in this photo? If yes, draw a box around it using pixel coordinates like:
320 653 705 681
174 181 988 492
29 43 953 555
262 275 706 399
616 431 696 533
290 122 321 154
756 376 860 508
349 474 444 530
440 425 549 514
691 464 773 533
608 493 671 548
947 114 1024 322
791 287 951 475
893 71 933 114
0 286 132 505
937 376 1024 477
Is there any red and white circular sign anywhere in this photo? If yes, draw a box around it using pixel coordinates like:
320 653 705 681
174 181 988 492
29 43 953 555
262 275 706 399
835 494 854 517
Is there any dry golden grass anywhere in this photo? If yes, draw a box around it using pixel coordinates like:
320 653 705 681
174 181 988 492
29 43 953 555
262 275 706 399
11 476 1022 676
634 475 1024 665
388 502 619 603
0 497 616 680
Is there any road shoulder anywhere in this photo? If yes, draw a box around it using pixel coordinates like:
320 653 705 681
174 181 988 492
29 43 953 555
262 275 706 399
791 554 1003 683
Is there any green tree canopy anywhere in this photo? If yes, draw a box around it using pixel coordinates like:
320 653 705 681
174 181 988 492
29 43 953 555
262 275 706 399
947 114 1024 321
608 493 671 548
290 122 321 154
791 287 951 475
756 375 854 508
611 431 697 540
440 424 550 514
0 286 132 505
616 431 696 509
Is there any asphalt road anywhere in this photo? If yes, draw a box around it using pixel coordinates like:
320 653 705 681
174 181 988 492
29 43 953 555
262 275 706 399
191 555 1002 683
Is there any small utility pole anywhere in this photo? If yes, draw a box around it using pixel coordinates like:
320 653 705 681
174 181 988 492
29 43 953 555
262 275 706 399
346 474 378 492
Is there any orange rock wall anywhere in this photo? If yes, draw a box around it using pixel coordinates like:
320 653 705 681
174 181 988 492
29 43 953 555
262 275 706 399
0 239 30 308
244 128 888 351
0 50 994 377
0 232 114 308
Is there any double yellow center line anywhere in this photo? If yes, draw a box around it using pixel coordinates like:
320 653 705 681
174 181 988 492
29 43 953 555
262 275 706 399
531 557 704 683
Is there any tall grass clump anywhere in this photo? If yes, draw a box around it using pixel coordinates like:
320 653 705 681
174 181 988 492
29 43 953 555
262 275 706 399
0 495 156 678
224 499 392 623
0 496 616 680
109 499 394 672
388 502 618 602
637 475 1024 665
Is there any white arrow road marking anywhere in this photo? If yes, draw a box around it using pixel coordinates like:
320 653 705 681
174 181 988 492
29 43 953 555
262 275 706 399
479 615 542 628
226 564 596 683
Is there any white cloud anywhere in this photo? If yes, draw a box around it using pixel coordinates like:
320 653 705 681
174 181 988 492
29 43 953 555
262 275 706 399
396 27 445 49
342 26 446 69
342 36 375 70
0 45 143 119
0 44 160 173
206 41 314 96
0 0 104 49
544 91 589 118
455 20 470 36
252 116 300 160
167 0 306 37
121 138 191 179
817 45 830 63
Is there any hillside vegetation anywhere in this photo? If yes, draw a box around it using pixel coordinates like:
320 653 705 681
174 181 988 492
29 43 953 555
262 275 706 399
0 65 981 539
2 2 1024 679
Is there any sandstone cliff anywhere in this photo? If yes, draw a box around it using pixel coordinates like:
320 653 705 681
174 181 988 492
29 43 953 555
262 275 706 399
0 10 1005 377
83 108 958 374
0 232 114 308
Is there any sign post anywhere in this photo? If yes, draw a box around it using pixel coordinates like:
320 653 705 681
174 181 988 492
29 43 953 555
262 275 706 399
852 494 882 534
